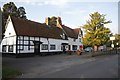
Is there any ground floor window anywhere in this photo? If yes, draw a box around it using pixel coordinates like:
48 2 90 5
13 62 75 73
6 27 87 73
50 45 56 50
8 45 13 52
2 45 6 52
18 45 24 50
72 45 77 50
42 44 48 50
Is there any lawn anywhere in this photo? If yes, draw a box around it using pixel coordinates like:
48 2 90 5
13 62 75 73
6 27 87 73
2 64 22 79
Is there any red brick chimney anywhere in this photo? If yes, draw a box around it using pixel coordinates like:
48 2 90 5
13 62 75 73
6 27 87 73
45 17 50 25
56 17 63 28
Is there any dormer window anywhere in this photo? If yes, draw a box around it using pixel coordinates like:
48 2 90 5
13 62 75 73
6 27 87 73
79 34 81 37
60 33 66 39
62 33 65 39
73 38 76 42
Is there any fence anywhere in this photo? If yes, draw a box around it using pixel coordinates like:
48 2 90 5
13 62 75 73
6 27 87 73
90 48 120 57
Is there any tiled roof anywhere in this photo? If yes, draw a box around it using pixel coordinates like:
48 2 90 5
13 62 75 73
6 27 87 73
62 25 80 39
10 16 81 39
11 16 64 39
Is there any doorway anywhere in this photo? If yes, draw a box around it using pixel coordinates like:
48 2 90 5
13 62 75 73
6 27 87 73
33 41 43 55
61 43 68 53
34 43 40 54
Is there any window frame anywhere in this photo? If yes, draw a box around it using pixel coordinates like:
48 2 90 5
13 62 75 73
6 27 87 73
8 45 13 52
2 45 7 52
72 45 77 50
50 45 56 50
41 44 48 50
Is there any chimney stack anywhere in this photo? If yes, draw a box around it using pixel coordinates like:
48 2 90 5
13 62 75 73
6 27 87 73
56 17 62 28
45 17 50 25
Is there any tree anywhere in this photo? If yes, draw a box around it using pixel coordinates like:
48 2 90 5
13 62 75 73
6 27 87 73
2 2 27 38
18 7 27 19
82 12 111 49
2 2 18 18
114 34 120 47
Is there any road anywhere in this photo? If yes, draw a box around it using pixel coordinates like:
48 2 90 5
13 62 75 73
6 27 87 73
3 53 118 78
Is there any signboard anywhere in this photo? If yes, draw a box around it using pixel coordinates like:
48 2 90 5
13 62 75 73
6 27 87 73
110 36 115 40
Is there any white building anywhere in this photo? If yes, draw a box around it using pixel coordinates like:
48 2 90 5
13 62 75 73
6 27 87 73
0 16 83 56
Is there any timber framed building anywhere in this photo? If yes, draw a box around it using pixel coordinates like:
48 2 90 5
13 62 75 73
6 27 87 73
0 16 83 56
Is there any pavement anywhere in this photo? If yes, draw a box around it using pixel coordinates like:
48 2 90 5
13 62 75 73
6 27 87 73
2 53 119 78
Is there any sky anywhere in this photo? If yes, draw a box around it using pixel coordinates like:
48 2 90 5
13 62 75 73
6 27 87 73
0 0 119 34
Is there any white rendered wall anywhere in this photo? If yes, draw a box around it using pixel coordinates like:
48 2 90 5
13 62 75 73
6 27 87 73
0 17 17 53
48 38 68 52
68 37 83 50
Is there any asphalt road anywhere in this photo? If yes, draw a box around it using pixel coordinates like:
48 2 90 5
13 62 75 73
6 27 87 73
2 53 118 78
38 55 118 78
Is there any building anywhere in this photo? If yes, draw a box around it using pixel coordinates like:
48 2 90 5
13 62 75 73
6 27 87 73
0 16 83 56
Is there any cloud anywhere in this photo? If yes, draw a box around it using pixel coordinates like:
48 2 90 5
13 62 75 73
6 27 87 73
43 0 69 6
63 10 87 15
0 0 70 6
63 9 87 16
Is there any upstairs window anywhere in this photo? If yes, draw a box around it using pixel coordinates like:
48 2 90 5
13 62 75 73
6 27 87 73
62 33 65 39
60 33 68 40
73 38 76 42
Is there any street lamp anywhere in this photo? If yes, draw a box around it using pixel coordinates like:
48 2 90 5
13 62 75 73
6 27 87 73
116 42 119 46
116 42 119 54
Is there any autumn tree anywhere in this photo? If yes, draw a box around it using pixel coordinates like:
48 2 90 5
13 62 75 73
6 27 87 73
82 12 111 50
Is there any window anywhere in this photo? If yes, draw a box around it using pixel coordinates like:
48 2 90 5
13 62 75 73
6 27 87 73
42 44 48 50
73 38 76 42
62 34 65 39
2 45 6 52
24 36 28 40
30 37 34 40
72 45 77 50
30 45 34 50
8 45 13 52
18 45 23 50
18 36 24 50
79 38 81 42
50 45 56 50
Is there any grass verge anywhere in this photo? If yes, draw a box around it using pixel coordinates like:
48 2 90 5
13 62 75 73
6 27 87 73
2 65 22 79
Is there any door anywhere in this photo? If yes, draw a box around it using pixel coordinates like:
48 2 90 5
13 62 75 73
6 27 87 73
68 45 71 50
34 43 40 54
63 45 66 53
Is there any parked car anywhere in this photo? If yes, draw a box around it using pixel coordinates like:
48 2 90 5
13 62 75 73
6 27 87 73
84 47 93 52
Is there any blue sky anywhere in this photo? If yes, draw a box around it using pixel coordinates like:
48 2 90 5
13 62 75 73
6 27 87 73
0 0 119 34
